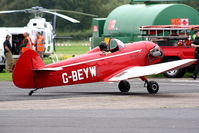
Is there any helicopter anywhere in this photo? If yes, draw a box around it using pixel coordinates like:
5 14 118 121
0 6 96 72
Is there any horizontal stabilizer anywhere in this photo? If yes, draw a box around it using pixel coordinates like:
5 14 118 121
33 67 63 71
107 59 196 82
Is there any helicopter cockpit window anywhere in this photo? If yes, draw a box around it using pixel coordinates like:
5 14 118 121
47 34 50 44
44 23 47 28
109 39 124 53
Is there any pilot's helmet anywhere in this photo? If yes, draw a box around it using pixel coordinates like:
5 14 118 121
99 41 108 51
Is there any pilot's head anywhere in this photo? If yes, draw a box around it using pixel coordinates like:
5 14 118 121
99 41 108 51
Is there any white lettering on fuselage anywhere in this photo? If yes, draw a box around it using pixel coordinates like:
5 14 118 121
83 68 89 78
62 66 96 84
62 73 68 84
89 66 96 77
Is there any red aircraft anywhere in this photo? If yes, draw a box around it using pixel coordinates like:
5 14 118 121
13 39 196 96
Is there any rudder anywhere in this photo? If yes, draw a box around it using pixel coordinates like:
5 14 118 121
12 50 45 88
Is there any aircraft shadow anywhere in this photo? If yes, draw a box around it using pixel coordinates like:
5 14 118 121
45 91 183 98
5 91 192 102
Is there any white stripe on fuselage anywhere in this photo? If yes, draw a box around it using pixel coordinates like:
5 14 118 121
60 49 142 68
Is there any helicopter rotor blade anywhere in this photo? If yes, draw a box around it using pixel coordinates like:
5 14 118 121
48 9 97 17
43 10 80 23
0 10 25 14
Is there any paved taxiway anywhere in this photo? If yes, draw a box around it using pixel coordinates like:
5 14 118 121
0 78 199 133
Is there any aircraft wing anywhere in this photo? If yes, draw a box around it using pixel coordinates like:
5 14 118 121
106 59 196 82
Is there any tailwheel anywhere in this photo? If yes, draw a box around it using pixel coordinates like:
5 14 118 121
28 90 34 96
147 81 159 94
118 80 130 93
28 88 41 96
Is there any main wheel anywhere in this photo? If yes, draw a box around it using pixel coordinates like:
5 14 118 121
147 81 159 94
118 80 130 93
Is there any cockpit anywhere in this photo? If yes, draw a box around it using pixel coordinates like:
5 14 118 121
99 39 125 54
109 39 125 52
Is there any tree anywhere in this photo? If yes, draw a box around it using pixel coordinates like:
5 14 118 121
0 0 127 31
184 0 199 11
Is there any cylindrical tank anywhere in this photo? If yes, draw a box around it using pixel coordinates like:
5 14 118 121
103 3 199 42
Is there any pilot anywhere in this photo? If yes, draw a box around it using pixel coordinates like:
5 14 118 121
99 41 111 55
20 32 33 53
191 30 199 79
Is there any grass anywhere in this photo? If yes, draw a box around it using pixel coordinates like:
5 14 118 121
56 46 89 55
55 40 90 55
0 72 12 81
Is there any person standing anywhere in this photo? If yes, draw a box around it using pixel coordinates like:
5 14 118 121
21 32 33 53
34 32 45 58
3 35 13 72
191 30 199 79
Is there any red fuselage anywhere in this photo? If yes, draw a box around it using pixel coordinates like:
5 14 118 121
33 41 158 88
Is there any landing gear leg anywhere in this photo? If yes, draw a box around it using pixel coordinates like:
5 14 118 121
140 76 148 87
140 77 159 94
28 88 41 96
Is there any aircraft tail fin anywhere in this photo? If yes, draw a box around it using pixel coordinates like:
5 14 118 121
12 50 45 88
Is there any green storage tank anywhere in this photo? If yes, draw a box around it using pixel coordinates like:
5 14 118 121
91 1 199 48
91 18 106 47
